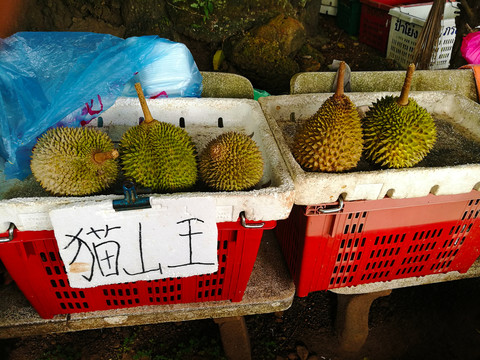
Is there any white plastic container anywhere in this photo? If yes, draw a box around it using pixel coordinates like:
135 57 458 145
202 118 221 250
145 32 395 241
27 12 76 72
386 2 459 69
320 0 338 15
0 98 295 233
259 91 480 205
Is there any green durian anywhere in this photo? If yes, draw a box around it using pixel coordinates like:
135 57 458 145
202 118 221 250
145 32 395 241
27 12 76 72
119 83 198 192
293 61 363 172
30 127 119 196
199 131 264 191
362 64 437 168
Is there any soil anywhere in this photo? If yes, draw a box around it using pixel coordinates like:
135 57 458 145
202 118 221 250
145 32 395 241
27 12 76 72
1 12 480 360
307 15 400 74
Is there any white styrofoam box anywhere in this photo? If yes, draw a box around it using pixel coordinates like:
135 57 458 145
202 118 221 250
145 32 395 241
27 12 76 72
386 2 459 69
320 5 338 15
259 91 480 205
0 98 295 233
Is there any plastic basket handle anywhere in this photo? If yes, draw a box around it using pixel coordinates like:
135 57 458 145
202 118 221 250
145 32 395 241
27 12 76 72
319 195 345 214
240 212 265 228
0 223 15 243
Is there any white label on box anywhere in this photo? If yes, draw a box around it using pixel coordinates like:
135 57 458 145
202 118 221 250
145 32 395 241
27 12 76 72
49 197 218 288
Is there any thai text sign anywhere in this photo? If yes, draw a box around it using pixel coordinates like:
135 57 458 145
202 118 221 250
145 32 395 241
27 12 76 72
49 197 218 288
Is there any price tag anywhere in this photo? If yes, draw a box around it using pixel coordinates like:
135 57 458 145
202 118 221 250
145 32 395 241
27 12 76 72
49 197 218 288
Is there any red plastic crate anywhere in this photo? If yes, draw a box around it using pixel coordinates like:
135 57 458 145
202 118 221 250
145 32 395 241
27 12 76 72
359 0 431 54
275 191 480 297
0 218 275 319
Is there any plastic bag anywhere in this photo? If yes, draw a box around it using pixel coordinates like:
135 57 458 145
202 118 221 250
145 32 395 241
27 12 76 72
0 32 203 180
461 31 480 65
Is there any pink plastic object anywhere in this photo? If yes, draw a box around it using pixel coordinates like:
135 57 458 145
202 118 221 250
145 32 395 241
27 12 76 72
461 32 480 64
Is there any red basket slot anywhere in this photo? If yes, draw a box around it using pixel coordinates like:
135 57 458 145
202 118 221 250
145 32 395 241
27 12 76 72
276 191 480 297
0 219 275 319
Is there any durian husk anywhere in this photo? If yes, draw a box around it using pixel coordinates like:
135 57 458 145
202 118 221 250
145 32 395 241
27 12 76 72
362 64 437 168
30 127 119 196
293 61 363 172
199 131 264 191
119 120 198 192
119 82 198 192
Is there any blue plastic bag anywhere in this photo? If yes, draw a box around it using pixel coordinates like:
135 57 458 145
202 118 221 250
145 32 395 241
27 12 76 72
0 32 203 180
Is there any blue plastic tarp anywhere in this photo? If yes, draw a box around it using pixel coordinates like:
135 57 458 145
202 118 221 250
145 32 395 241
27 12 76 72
0 32 203 180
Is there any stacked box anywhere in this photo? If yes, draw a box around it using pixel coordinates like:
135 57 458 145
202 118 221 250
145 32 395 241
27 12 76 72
336 0 361 35
0 97 295 318
358 0 432 54
277 192 480 296
386 2 459 69
259 91 480 296
0 219 275 318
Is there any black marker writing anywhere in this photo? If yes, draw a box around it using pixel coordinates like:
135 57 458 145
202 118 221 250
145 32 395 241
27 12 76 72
93 241 120 277
123 222 163 276
64 228 95 281
168 218 215 269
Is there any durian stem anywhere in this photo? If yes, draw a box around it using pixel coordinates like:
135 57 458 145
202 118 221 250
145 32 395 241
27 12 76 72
93 149 119 164
134 82 155 124
334 61 346 98
397 63 415 106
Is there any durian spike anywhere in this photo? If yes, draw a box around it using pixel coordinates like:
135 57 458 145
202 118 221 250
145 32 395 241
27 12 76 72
134 82 155 124
397 63 415 106
334 61 346 98
93 149 119 164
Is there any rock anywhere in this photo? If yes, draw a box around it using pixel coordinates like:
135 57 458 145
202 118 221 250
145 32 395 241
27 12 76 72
253 14 306 55
224 32 300 94
69 17 126 37
296 0 322 36
121 0 173 37
165 1 296 43
223 14 307 93
295 43 325 72
296 343 309 360
288 352 299 359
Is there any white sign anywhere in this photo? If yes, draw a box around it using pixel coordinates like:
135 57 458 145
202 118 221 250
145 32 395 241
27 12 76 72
49 197 218 288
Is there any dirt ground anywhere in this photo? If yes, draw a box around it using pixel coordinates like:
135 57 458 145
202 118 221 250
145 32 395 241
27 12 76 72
1 12 479 360
304 14 399 73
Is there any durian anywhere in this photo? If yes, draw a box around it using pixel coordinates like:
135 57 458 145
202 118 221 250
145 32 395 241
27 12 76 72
362 64 437 168
120 83 198 192
293 61 363 172
30 127 119 196
199 131 264 191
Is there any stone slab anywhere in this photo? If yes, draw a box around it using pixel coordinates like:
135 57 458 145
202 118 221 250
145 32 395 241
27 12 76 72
0 230 295 339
